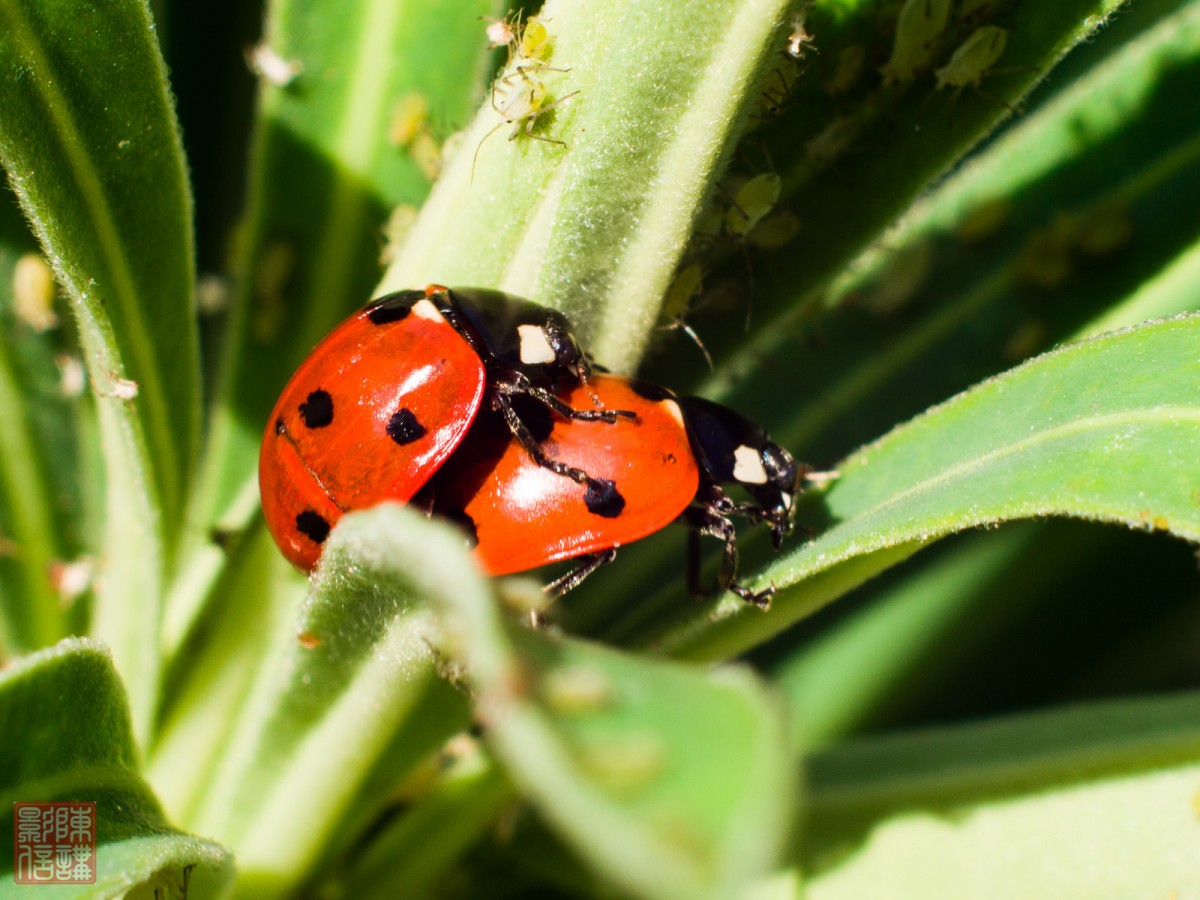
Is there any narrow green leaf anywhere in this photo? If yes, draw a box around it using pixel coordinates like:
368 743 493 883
320 745 513 900
0 243 71 651
422 509 795 900
146 525 307 827
0 639 233 899
803 693 1200 898
184 505 471 895
0 0 198 542
0 0 199 741
718 0 1131 355
771 524 1084 747
663 315 1200 660
381 0 795 371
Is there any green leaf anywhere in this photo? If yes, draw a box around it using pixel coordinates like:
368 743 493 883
0 639 233 899
663 314 1200 660
179 505 471 894
424 510 795 900
802 693 1200 898
704 0 1132 360
381 0 794 371
0 0 198 541
0 0 198 741
0 236 73 651
320 744 514 900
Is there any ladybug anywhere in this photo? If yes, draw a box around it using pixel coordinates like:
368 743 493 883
259 284 629 571
425 373 805 606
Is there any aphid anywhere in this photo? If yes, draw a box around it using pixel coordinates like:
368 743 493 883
725 173 783 240
866 241 935 314
55 354 86 397
935 25 1008 91
48 558 94 601
246 43 302 87
1016 221 1074 289
824 44 867 97
473 67 579 177
756 64 799 123
659 263 713 368
880 0 953 85
12 253 57 332
518 15 553 62
196 273 229 317
484 15 517 50
251 240 295 342
805 114 863 166
1074 205 1133 257
389 92 430 148
786 8 817 59
409 130 442 181
748 211 801 250
109 377 139 401
955 197 1011 243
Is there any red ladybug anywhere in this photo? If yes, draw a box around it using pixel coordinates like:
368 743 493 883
426 373 805 605
259 285 627 570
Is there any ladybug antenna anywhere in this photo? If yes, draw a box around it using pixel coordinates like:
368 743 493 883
674 320 714 370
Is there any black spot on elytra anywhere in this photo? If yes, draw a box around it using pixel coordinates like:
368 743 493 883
296 510 331 544
584 479 625 518
387 408 427 445
629 379 673 403
366 291 420 324
275 417 286 436
443 508 479 549
299 389 334 428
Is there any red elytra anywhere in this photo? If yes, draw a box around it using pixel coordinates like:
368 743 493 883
259 290 487 570
427 374 701 577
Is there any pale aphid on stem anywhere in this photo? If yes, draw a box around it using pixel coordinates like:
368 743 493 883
935 25 1008 91
472 67 579 179
880 0 953 85
725 173 783 240
658 263 714 369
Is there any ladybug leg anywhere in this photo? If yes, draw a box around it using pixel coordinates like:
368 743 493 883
544 548 619 596
495 375 636 424
494 395 626 513
524 383 637 424
680 489 775 609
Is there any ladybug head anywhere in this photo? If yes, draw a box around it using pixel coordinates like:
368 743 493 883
514 309 591 386
679 396 804 547
446 287 592 387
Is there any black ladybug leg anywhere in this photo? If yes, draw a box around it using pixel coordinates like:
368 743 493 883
680 505 775 609
544 548 619 596
520 383 638 424
495 394 622 500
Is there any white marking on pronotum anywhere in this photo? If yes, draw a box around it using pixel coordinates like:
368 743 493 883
733 445 769 484
412 298 444 321
518 324 556 365
662 399 685 428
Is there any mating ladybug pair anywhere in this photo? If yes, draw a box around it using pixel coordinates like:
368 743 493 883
258 285 806 606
